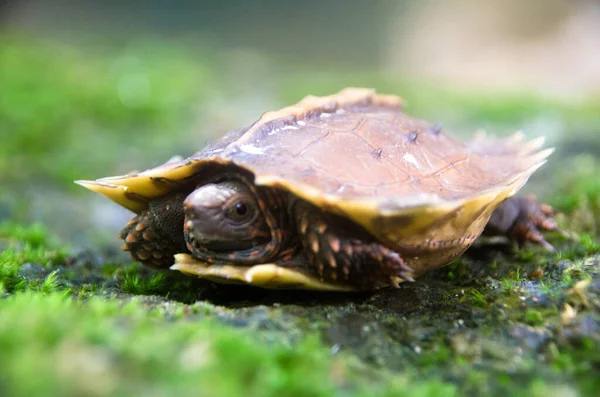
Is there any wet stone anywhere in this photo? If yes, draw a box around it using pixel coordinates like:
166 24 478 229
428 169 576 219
510 325 551 351
560 315 600 342
19 263 49 279
325 313 374 348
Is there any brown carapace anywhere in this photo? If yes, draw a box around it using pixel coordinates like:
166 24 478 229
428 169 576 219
77 88 558 291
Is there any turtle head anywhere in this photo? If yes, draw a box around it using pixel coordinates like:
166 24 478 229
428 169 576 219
183 180 278 263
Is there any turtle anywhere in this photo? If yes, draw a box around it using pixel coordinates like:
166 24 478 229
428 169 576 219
76 88 559 291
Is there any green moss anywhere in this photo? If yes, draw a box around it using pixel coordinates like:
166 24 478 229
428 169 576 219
0 247 64 292
441 256 470 282
120 270 168 296
0 222 53 248
579 234 600 254
0 222 70 293
470 289 488 308
511 267 523 281
537 281 554 295
500 278 513 293
0 221 68 260
524 309 544 326
0 291 459 397
549 339 600 390
0 222 72 297
0 251 22 292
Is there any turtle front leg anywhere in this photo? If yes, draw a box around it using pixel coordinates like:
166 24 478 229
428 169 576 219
120 192 189 268
484 195 559 251
293 202 414 288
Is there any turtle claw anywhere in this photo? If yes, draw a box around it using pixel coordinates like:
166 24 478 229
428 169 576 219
516 223 556 252
399 272 415 283
385 252 415 282
486 194 563 251
508 195 561 251
389 277 401 288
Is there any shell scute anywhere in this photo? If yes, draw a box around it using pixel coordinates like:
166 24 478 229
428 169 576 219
79 88 551 234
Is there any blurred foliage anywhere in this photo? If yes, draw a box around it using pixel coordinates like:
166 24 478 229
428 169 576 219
551 155 600 236
1 33 599 189
0 35 211 185
279 71 600 127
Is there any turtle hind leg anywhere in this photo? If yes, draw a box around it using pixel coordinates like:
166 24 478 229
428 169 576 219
484 195 560 251
120 192 189 268
293 202 414 289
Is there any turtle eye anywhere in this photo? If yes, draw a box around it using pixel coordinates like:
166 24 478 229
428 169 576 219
235 203 248 216
225 199 256 223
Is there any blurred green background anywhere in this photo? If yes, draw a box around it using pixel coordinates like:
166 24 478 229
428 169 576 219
1 1 600 396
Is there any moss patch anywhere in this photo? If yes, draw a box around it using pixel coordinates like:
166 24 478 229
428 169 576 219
1 292 460 397
1 221 599 396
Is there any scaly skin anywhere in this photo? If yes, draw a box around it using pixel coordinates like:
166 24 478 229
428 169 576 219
119 186 559 288
119 192 189 268
292 200 413 288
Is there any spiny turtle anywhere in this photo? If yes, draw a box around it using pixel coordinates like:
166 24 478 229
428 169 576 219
77 88 558 291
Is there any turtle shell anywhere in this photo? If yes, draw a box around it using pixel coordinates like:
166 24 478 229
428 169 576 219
78 88 552 287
